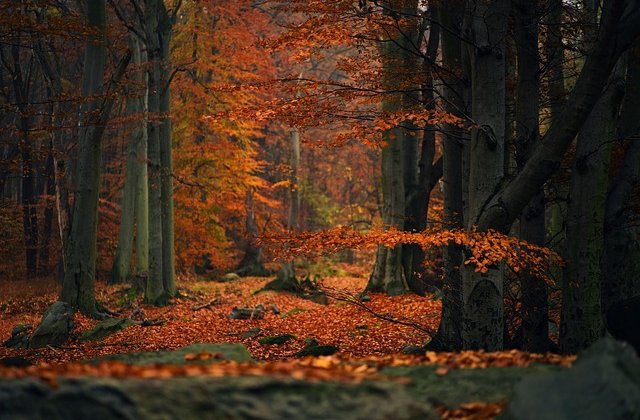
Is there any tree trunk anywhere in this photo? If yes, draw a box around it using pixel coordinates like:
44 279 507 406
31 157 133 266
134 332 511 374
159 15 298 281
60 0 108 316
159 10 176 297
602 41 640 310
432 1 466 351
135 47 150 289
403 7 441 296
10 40 39 277
276 127 301 285
38 151 55 276
145 0 167 305
560 60 625 353
462 0 509 350
513 0 548 352
110 35 145 285
366 0 420 296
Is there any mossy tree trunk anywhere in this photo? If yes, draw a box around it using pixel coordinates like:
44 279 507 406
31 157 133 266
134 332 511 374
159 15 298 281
602 40 640 311
560 60 625 353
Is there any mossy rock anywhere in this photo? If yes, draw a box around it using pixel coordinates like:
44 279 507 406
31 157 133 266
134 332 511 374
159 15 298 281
29 301 74 349
90 343 252 365
259 334 296 346
219 273 241 282
382 364 562 409
80 318 136 342
0 375 438 419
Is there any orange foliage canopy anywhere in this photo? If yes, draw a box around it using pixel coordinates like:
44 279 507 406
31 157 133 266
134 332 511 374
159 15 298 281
260 226 562 283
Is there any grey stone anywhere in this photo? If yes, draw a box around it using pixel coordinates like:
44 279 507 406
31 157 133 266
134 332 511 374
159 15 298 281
504 337 640 420
28 302 74 349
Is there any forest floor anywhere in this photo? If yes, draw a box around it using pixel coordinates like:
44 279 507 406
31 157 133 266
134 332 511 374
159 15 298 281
0 263 576 419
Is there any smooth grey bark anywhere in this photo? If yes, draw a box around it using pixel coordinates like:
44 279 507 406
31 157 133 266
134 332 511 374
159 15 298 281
602 41 640 310
431 1 466 351
560 60 625 354
61 0 131 316
110 36 146 285
475 0 640 234
462 0 509 351
513 0 548 352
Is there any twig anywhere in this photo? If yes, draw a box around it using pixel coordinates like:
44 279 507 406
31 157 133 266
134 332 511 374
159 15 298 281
193 298 223 311
320 286 437 337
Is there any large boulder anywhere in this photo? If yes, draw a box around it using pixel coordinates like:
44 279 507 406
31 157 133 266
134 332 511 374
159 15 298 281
0 375 437 420
504 338 640 419
29 302 74 349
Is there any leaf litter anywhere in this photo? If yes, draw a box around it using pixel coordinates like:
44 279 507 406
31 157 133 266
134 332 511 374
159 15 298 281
0 274 575 419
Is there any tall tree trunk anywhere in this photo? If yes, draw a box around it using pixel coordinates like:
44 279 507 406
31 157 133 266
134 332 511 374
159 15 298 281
38 151 55 276
560 60 625 353
135 47 150 290
10 41 39 277
462 0 509 350
366 0 420 296
60 0 108 316
403 7 442 296
602 41 640 310
543 0 567 295
513 0 549 352
276 126 301 284
110 35 145 285
159 9 176 297
144 0 167 305
432 0 467 351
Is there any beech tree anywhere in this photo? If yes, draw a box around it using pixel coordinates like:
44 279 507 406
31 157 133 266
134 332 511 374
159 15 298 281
61 0 131 316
